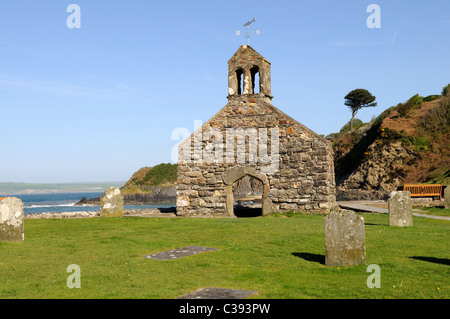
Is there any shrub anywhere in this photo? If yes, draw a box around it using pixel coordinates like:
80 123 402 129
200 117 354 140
442 84 450 96
397 94 423 117
381 127 403 140
413 137 432 152
400 136 432 152
423 95 440 102
339 119 364 133
371 105 397 127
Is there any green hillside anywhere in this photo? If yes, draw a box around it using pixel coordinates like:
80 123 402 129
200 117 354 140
121 163 177 193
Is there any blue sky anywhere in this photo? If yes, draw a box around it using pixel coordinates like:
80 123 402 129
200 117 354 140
0 0 449 183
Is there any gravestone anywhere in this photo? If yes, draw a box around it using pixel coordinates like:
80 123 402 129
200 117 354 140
444 186 450 209
388 191 413 227
177 287 258 299
0 197 24 242
324 210 366 267
100 187 124 217
143 246 219 260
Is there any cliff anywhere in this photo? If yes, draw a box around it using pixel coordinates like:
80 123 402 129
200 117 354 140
120 163 177 203
330 87 450 200
76 164 177 205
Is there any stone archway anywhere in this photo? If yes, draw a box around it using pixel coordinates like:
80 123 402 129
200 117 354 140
222 166 271 217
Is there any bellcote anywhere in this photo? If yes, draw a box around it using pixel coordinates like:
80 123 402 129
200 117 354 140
227 45 272 100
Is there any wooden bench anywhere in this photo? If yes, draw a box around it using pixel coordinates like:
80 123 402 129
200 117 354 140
403 184 442 201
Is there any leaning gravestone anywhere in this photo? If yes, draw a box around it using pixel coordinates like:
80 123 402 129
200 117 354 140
0 197 24 242
444 186 450 209
324 210 366 267
100 187 124 217
388 191 413 227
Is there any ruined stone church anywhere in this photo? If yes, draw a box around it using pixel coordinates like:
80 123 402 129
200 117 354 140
176 45 336 217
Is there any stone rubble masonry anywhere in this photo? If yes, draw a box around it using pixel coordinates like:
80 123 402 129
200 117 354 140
444 186 450 209
100 187 124 217
176 45 336 217
25 211 100 219
24 208 176 219
0 197 24 242
388 191 413 227
324 210 366 267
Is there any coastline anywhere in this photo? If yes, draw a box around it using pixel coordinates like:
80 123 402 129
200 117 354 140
75 186 176 206
25 207 177 219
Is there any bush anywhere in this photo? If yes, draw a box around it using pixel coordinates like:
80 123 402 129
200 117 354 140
400 136 432 152
339 118 364 133
371 105 397 127
380 127 403 140
442 84 450 96
397 94 423 117
423 95 440 102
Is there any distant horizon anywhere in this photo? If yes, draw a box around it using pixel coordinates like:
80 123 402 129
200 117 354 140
0 181 126 185
0 181 126 196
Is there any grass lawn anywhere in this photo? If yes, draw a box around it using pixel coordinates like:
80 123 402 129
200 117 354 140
417 206 450 217
0 213 448 299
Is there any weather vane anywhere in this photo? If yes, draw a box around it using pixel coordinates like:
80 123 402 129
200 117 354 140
236 18 260 45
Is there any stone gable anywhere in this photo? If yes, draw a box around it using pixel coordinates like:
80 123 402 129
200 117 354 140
176 45 336 217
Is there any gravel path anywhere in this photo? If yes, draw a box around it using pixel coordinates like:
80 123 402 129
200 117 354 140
338 201 450 221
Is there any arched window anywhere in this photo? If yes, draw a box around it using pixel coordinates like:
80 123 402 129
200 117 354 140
235 68 244 95
250 66 260 94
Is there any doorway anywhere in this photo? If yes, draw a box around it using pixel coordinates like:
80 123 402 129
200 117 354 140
223 166 272 217
233 174 263 217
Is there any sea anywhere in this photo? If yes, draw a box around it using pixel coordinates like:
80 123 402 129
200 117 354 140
6 192 175 215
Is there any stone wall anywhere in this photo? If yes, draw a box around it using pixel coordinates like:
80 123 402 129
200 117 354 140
176 97 336 216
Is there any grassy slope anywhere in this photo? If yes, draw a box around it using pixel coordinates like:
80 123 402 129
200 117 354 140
121 164 177 194
0 214 447 299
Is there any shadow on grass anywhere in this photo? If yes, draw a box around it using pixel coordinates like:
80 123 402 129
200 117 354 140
365 222 388 226
292 252 325 265
409 256 450 266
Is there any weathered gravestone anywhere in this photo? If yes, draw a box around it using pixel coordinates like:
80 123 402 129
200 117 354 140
143 246 219 260
0 197 24 242
444 186 450 209
100 187 124 217
324 210 366 267
177 287 258 299
388 191 413 227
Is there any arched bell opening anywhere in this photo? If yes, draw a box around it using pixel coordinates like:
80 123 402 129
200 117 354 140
250 66 260 94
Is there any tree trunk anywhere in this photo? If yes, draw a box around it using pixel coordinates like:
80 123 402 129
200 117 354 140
350 111 356 132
